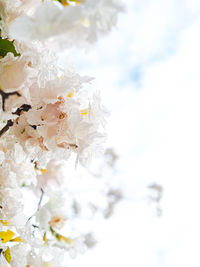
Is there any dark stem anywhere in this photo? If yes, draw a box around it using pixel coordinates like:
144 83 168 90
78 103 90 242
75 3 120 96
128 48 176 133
32 224 39 229
12 104 32 116
0 104 32 138
28 188 44 222
0 89 21 111
0 119 13 137
37 188 44 211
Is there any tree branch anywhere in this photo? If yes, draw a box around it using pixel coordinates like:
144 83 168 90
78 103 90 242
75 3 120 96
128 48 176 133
12 104 31 116
0 119 13 137
0 89 21 111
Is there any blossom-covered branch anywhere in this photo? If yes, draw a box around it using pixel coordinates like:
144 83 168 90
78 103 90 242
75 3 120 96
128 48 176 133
0 0 122 266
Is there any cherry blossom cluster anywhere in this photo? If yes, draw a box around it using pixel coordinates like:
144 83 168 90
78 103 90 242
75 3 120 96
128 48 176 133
0 0 122 266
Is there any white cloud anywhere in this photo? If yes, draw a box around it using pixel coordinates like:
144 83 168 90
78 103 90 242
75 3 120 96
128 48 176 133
61 1 200 266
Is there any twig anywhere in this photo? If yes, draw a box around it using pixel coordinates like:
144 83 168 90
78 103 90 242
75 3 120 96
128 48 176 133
0 119 13 137
37 188 44 211
28 188 44 221
0 89 20 111
12 104 31 116
32 224 39 229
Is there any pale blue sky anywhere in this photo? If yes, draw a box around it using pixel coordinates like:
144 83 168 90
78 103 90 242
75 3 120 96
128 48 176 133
61 1 200 266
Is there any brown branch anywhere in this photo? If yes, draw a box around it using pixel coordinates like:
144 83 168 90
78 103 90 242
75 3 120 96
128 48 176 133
0 104 32 138
0 89 21 111
12 104 31 116
0 119 13 137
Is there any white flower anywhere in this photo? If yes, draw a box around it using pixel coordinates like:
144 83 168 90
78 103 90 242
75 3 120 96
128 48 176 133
10 244 29 267
16 221 43 249
0 187 23 220
0 52 33 93
0 0 40 23
35 160 65 193
9 0 122 48
0 140 37 187
0 0 114 264
67 235 86 258
0 41 60 99
36 194 67 231
0 164 18 189
43 247 65 267
0 248 11 266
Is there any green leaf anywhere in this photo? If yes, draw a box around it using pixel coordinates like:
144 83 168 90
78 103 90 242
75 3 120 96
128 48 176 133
3 247 11 264
0 38 20 58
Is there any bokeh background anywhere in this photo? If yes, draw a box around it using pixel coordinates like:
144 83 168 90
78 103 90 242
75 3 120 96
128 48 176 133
60 0 200 266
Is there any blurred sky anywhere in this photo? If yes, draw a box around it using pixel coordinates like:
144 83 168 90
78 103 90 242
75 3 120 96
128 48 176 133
62 0 200 266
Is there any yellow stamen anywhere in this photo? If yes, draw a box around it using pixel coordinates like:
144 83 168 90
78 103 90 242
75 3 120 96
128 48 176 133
3 247 11 263
60 0 81 5
2 146 7 153
10 236 24 242
80 108 88 116
0 220 9 226
43 232 47 245
50 226 73 245
20 128 25 134
0 229 15 243
59 235 73 244
67 90 74 98
40 169 47 174
80 18 90 27
60 0 69 6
